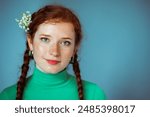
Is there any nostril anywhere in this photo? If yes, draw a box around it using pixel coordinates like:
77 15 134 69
49 45 60 57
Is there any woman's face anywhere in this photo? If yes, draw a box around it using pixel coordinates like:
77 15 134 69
27 22 76 73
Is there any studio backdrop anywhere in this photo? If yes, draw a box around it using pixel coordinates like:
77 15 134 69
0 0 150 99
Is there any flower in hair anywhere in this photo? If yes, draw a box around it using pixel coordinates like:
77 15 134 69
15 11 32 32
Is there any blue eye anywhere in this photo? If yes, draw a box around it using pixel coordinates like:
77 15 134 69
40 37 50 43
61 41 71 46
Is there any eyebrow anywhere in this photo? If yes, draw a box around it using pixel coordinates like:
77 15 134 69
40 34 52 37
61 37 73 40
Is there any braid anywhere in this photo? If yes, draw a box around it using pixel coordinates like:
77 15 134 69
72 53 84 100
16 42 31 100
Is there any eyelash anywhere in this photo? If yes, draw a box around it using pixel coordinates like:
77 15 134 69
40 37 50 43
40 37 71 46
61 41 71 46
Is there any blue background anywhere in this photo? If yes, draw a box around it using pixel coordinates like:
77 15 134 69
0 0 150 99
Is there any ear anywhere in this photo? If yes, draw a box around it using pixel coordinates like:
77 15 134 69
73 44 80 56
27 34 33 51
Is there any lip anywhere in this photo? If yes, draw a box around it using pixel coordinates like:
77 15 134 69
46 60 60 65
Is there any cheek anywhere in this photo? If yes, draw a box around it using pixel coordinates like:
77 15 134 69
33 42 48 57
61 48 74 60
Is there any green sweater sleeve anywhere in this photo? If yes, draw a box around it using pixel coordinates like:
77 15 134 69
0 90 9 100
93 84 106 100
0 85 17 100
82 80 106 100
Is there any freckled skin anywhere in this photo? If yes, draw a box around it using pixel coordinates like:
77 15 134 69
27 22 76 74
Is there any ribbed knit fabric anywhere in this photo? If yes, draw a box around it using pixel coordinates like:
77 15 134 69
0 68 106 100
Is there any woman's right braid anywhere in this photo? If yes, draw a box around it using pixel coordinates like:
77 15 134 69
16 42 30 100
73 53 84 100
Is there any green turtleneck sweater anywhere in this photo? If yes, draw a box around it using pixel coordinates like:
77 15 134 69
0 68 106 100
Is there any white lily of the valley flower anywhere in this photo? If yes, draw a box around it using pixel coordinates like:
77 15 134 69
15 11 32 32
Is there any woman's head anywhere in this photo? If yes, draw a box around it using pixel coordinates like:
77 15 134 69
27 5 82 73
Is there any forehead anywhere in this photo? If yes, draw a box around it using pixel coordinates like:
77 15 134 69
35 22 75 38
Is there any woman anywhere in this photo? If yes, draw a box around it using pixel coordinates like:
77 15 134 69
0 5 106 100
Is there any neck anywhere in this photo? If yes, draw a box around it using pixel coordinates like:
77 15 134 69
28 67 69 86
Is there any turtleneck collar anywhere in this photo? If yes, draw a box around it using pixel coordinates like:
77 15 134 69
28 67 69 86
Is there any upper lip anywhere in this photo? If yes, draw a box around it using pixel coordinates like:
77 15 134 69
46 59 60 62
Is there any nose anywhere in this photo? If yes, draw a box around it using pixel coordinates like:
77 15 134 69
49 43 60 57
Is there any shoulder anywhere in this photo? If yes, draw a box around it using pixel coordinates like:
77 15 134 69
82 80 106 100
68 74 106 100
0 84 17 100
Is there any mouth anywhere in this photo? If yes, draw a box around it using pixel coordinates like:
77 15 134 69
46 59 60 65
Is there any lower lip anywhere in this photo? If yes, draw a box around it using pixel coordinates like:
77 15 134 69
47 60 60 65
